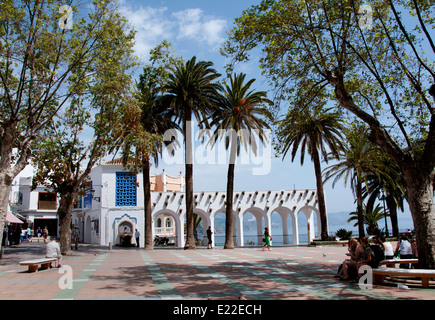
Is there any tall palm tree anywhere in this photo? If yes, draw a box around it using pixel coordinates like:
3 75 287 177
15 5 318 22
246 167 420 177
275 105 344 240
323 125 385 237
208 73 272 249
162 57 221 250
136 69 180 250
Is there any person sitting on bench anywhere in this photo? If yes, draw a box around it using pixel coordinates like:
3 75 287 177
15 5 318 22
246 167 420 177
395 235 413 268
46 237 62 268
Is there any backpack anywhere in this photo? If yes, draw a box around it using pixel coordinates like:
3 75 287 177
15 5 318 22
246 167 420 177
369 244 385 268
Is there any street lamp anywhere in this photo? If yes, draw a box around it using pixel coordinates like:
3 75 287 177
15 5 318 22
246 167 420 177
379 191 389 237
90 189 100 202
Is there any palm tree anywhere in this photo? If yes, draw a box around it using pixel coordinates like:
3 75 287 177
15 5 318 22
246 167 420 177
348 204 389 236
362 158 406 237
208 73 272 249
136 69 180 250
275 105 344 240
323 125 385 237
162 57 221 250
115 42 182 250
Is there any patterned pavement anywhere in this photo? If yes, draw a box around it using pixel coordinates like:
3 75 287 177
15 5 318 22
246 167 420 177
0 242 434 301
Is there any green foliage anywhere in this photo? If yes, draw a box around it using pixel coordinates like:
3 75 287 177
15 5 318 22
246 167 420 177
275 105 344 164
162 56 222 132
115 41 183 174
29 0 138 197
208 73 273 156
1 0 137 184
223 0 435 170
335 228 353 240
348 204 389 235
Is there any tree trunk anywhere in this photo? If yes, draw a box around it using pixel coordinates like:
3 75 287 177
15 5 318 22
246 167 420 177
334 80 435 267
310 136 328 240
356 174 365 238
224 139 237 249
143 158 153 250
0 178 12 257
0 123 32 255
184 109 196 250
404 171 435 269
386 194 399 237
58 192 77 256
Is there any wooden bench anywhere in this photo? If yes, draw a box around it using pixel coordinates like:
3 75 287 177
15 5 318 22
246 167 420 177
20 258 58 273
378 259 419 268
373 267 435 288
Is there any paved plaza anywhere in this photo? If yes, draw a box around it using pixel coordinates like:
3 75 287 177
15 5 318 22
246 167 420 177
0 242 434 301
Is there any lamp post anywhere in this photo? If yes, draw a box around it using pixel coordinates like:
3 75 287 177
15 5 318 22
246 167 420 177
379 191 389 237
90 188 101 202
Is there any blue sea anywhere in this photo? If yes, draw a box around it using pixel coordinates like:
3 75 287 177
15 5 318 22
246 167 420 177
213 228 309 246
212 227 414 246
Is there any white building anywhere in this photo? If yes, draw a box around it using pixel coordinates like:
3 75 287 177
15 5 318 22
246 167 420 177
10 159 325 248
9 165 59 237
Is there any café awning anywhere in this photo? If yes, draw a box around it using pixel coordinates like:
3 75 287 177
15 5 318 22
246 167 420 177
6 212 24 224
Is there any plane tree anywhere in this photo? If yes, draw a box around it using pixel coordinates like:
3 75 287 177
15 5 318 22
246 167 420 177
223 0 435 267
2 0 138 255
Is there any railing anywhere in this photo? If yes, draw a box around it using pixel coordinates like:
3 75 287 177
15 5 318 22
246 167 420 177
155 227 175 236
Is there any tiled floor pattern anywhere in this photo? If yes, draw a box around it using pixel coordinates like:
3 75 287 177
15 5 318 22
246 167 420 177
0 245 434 300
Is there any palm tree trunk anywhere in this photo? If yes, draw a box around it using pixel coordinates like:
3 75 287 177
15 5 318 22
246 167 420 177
143 157 153 250
386 194 398 237
310 135 328 240
224 139 237 249
356 174 365 238
184 108 196 249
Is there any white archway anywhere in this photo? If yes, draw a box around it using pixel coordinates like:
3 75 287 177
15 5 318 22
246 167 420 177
152 209 182 247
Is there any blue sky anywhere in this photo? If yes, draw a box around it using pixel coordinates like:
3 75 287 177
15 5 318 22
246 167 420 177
116 0 414 232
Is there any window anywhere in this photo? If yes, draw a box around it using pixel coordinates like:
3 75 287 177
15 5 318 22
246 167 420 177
116 172 137 207
38 192 57 210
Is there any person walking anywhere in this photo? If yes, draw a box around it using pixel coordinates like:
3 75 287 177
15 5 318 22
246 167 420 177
207 226 213 249
36 227 42 242
262 227 272 251
42 226 49 243
135 229 140 248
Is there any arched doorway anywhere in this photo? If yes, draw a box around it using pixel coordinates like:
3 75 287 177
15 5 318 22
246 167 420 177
153 209 180 247
193 209 210 246
296 206 320 244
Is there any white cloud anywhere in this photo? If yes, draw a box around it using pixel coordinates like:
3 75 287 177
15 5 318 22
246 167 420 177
172 8 227 49
119 5 174 61
118 4 227 62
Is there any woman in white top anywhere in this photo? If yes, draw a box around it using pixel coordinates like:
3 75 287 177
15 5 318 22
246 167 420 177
380 236 394 259
395 236 413 268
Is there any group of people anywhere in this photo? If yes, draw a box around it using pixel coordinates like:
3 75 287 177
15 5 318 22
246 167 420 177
2 225 23 246
336 235 418 281
2 225 50 246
